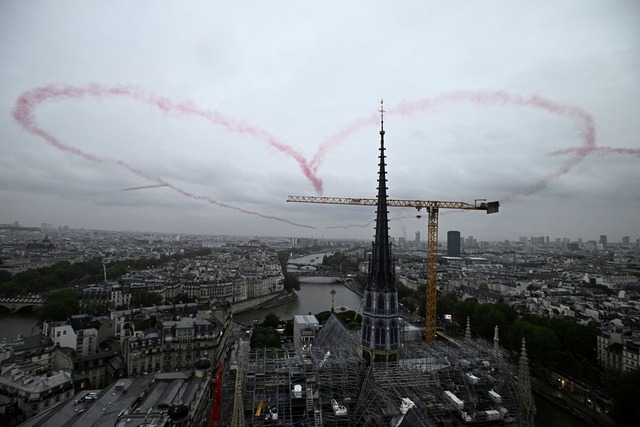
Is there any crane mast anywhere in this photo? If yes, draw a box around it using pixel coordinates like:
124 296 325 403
287 195 499 342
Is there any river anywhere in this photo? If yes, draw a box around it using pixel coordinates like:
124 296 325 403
534 393 589 427
234 277 362 325
0 313 40 341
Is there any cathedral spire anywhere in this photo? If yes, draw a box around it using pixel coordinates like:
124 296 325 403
361 100 400 366
368 99 394 292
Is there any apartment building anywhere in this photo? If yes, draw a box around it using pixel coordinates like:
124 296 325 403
161 318 216 372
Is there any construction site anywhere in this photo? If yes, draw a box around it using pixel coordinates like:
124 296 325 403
231 314 521 427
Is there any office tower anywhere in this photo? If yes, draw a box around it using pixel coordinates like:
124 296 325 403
447 230 461 257
599 235 607 248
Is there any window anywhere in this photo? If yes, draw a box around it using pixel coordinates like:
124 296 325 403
375 320 385 349
390 320 398 347
362 318 372 344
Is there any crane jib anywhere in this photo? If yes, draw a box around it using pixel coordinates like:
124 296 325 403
287 196 499 213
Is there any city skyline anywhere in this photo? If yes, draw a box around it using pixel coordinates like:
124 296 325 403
3 219 636 247
1 1 639 242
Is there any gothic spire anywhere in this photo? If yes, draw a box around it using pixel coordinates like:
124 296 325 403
368 99 395 292
360 100 400 366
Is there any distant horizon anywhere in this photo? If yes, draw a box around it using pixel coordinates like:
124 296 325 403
2 220 636 246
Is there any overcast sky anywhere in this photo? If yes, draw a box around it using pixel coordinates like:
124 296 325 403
1 1 638 243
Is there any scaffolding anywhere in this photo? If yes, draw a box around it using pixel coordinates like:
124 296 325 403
242 346 314 426
240 315 521 426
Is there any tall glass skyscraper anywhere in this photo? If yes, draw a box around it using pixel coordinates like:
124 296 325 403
447 230 461 257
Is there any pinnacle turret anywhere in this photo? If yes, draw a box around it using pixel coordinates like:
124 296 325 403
517 338 536 426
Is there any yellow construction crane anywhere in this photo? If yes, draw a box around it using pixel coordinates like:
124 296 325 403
287 195 499 343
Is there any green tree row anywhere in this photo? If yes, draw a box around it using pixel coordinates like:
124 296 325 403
0 249 212 296
35 287 169 323
322 252 360 274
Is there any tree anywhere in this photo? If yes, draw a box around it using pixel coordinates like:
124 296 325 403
262 312 280 328
322 252 359 273
355 273 368 289
82 300 112 316
283 272 300 292
167 293 197 304
508 318 560 364
37 288 80 323
130 290 163 308
0 270 12 283
0 280 18 297
250 327 282 348
606 368 640 425
314 309 361 328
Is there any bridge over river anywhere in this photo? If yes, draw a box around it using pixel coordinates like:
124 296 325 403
286 260 342 278
0 297 44 313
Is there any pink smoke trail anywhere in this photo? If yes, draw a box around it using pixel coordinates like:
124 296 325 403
326 220 375 230
310 113 378 175
16 84 635 231
549 146 640 157
312 91 598 203
12 85 317 229
13 84 323 194
121 184 169 191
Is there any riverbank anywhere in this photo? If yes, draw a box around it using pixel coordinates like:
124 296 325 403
233 281 362 324
231 290 297 315
255 291 298 310
531 376 617 427
343 278 363 297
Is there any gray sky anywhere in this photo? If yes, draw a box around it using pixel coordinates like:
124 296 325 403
1 1 638 243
